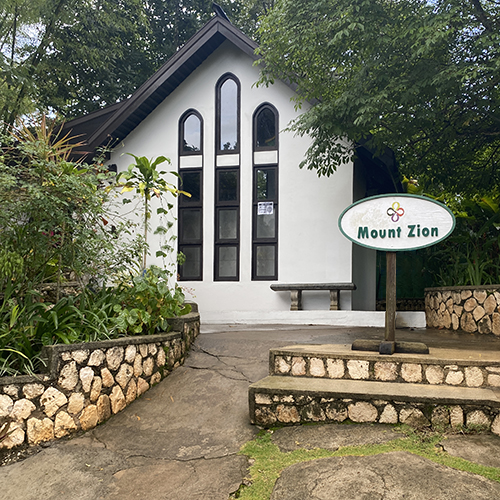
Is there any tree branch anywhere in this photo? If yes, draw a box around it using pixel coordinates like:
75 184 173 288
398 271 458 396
469 0 495 32
3 0 68 126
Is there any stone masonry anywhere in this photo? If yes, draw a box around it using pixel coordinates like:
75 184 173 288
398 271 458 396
271 350 500 390
425 285 500 335
0 312 199 450
249 345 500 435
251 391 500 435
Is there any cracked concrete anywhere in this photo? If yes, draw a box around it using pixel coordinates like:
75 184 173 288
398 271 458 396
270 452 500 499
0 324 499 499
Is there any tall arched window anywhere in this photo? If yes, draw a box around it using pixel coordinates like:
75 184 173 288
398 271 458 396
215 74 241 280
252 103 278 280
216 74 240 153
178 110 203 281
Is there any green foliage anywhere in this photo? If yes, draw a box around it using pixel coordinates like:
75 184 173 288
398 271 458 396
113 266 191 336
0 1 267 122
0 285 121 376
424 192 500 286
257 0 500 195
235 425 500 499
0 118 191 375
0 117 136 296
117 154 189 270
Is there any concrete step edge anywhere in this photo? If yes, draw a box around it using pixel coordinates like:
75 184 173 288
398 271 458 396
250 376 500 407
269 346 500 367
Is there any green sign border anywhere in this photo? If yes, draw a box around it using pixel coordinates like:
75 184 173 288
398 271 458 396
338 193 456 252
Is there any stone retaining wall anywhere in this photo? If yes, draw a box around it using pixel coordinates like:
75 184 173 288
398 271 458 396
0 312 199 450
425 285 500 334
271 351 500 390
251 392 500 434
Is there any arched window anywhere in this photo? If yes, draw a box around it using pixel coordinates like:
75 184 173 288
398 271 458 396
252 103 279 280
216 74 240 153
254 105 278 150
179 111 202 155
214 74 241 280
178 110 203 281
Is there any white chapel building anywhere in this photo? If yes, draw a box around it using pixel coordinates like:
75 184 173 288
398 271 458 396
65 14 424 328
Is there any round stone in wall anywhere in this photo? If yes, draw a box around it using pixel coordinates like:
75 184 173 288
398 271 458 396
465 367 484 387
401 363 422 383
426 365 444 385
348 402 378 423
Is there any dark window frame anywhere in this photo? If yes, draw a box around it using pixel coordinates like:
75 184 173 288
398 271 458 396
215 167 240 206
215 73 241 155
252 164 278 280
178 167 204 281
253 103 279 152
214 166 240 281
178 108 204 281
252 102 279 281
179 109 203 156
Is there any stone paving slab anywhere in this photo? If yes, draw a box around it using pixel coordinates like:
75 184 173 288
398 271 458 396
270 451 500 500
441 433 500 468
270 423 404 452
106 455 248 500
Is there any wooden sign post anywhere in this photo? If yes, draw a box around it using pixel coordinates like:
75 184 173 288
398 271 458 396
339 194 455 355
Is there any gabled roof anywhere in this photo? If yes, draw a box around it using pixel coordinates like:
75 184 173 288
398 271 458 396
64 14 402 193
64 16 258 159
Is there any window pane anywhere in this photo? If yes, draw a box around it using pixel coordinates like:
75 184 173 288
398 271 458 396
256 169 276 200
181 171 201 202
182 210 201 241
182 114 201 152
219 209 237 240
256 107 276 148
181 246 201 279
218 246 237 277
256 245 275 277
256 211 275 239
220 79 238 151
218 170 238 201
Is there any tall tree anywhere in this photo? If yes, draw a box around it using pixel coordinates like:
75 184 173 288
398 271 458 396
35 0 154 118
256 0 500 195
0 1 267 123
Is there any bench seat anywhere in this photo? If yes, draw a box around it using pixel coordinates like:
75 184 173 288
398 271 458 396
270 283 356 311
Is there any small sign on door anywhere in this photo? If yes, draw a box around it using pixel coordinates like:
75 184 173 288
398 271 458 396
258 202 274 215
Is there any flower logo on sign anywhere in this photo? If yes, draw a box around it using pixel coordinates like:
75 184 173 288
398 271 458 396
387 202 404 222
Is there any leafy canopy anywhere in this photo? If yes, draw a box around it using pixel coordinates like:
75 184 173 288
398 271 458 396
0 0 271 123
256 0 500 195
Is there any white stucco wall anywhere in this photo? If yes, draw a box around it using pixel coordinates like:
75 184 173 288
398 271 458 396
109 41 356 319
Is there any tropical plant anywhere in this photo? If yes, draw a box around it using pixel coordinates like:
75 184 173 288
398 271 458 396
423 193 500 286
0 118 194 376
112 266 191 336
0 116 140 298
117 153 189 270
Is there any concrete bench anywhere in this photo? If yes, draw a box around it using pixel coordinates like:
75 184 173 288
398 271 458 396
270 283 356 311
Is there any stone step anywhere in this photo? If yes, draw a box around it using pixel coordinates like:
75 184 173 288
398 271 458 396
249 375 500 434
270 344 500 390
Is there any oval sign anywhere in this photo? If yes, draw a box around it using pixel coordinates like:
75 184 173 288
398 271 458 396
338 194 455 251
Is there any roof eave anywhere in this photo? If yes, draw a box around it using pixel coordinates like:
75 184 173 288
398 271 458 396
85 16 258 152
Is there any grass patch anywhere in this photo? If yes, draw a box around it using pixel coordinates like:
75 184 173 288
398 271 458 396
232 425 500 500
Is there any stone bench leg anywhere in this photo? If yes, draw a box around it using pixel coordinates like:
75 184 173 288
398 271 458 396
290 290 302 311
330 290 340 310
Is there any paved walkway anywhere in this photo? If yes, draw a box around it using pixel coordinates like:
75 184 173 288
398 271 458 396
0 325 499 499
